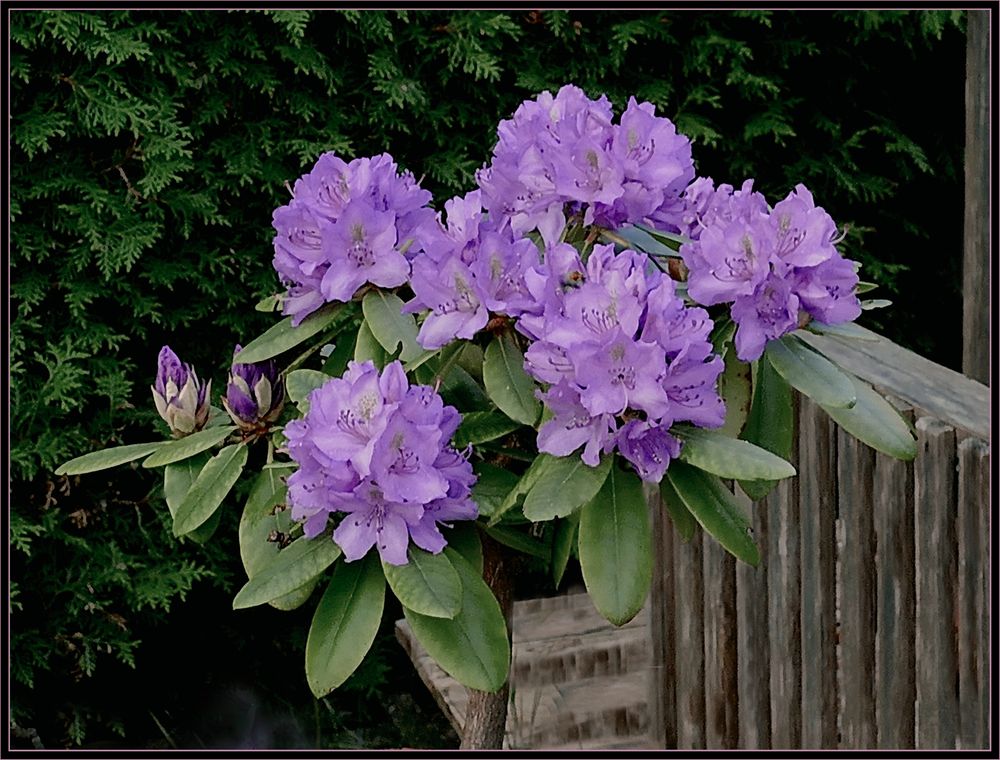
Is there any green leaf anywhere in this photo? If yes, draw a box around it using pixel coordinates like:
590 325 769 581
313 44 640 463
141 426 236 468
234 304 346 364
483 333 541 426
442 522 483 574
861 298 892 310
471 462 521 519
578 463 652 626
172 443 248 536
614 225 678 257
739 354 794 501
286 369 330 411
56 441 164 476
452 411 522 448
717 347 751 437
855 281 878 294
634 223 692 250
820 373 917 460
676 426 796 481
403 548 510 692
255 293 282 312
163 452 220 544
804 322 879 341
522 453 613 522
667 461 759 566
362 290 423 362
551 511 580 589
383 547 462 618
305 552 385 698
487 454 549 526
238 465 318 611
481 525 550 560
659 474 696 542
438 364 491 411
354 319 390 369
765 335 856 409
322 337 356 377
232 534 342 609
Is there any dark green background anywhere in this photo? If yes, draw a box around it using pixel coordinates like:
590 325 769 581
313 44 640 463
9 9 967 748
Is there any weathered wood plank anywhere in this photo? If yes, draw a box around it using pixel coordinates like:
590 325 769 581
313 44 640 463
797 396 838 749
798 329 989 440
956 436 989 749
673 529 705 749
703 534 738 748
768 393 801 749
735 486 770 749
914 417 959 749
836 427 877 748
873 396 916 749
963 9 990 385
646 484 675 748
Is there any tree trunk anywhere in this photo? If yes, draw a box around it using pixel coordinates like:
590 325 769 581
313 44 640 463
459 535 515 749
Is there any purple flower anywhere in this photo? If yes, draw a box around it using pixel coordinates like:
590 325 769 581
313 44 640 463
222 345 285 431
284 360 477 566
151 346 211 437
793 255 862 326
272 152 438 325
536 383 617 466
407 254 489 350
731 274 801 361
616 419 682 483
405 190 541 348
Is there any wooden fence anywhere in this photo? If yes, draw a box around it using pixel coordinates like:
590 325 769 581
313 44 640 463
647 326 991 750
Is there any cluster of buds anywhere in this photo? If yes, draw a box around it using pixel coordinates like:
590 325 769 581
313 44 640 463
151 345 284 439
222 345 285 436
151 346 212 437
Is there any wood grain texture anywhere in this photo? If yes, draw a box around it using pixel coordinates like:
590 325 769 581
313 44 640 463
797 396 839 749
768 394 801 749
914 417 959 749
963 9 990 384
735 486 771 749
836 427 877 748
798 328 988 440
397 591 657 750
956 436 989 749
673 529 705 749
872 396 917 749
702 534 738 748
646 484 675 748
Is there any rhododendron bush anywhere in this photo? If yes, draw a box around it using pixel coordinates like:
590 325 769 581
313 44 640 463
59 86 917 720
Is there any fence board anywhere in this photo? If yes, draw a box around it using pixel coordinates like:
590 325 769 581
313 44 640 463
963 9 990 384
837 428 876 748
768 393 801 749
702 536 737 748
797 396 838 749
873 396 917 749
914 417 959 749
646 484 675 748
673 529 705 749
957 436 989 749
735 486 770 749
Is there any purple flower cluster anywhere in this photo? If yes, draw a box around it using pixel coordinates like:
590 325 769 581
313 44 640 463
517 243 725 483
283 360 477 565
476 85 695 247
678 180 862 361
272 152 438 325
404 190 541 349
